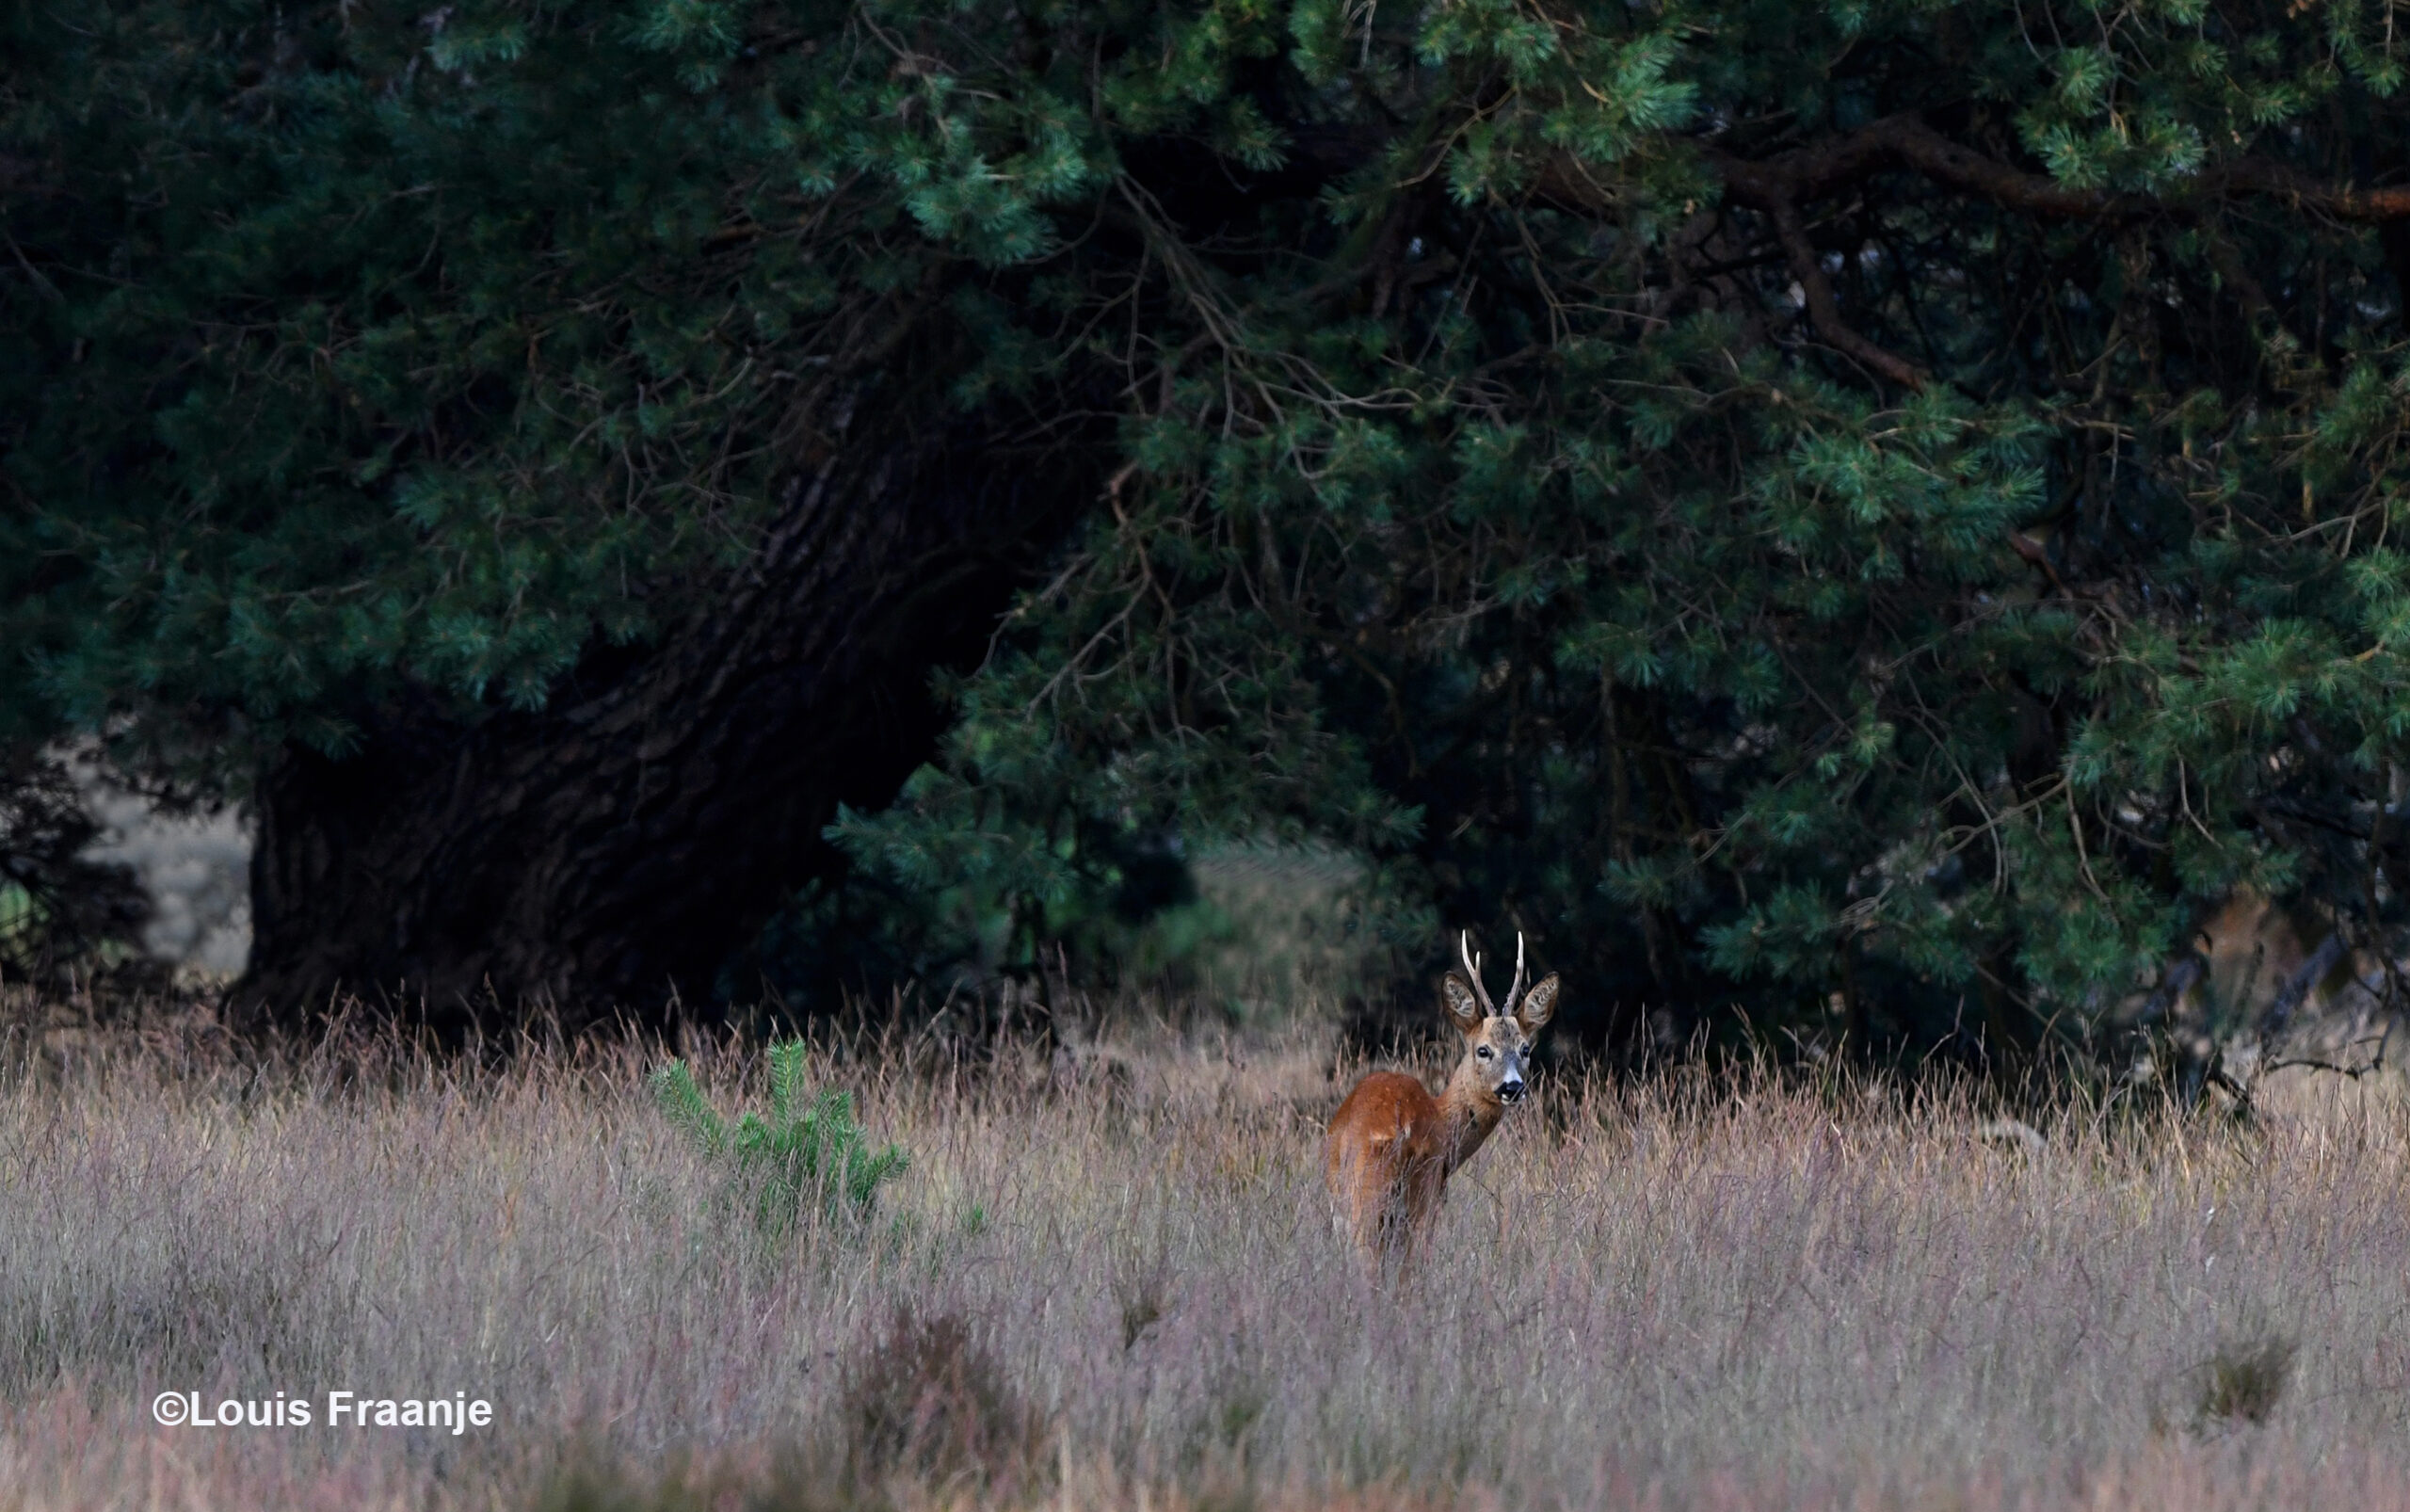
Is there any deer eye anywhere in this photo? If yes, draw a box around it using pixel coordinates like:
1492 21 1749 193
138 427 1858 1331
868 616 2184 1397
1476 1046 1494 1060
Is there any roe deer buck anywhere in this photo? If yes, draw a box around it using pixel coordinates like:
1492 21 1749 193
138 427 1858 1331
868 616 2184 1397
1324 931 1560 1261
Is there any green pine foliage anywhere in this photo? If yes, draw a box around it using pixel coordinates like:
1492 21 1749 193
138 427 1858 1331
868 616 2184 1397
4 0 995 764
15 0 2410 1053
0 748 150 983
650 1043 908 1242
0 881 42 977
816 0 2410 1050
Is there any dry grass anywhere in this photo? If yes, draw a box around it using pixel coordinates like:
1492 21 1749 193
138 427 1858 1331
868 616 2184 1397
4 1006 2410 1511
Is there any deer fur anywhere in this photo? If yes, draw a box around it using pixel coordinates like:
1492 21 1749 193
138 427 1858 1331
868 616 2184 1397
1323 931 1560 1262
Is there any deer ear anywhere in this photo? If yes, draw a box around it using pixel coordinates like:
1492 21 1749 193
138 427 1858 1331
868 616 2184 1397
1515 974 1561 1036
1440 973 1484 1033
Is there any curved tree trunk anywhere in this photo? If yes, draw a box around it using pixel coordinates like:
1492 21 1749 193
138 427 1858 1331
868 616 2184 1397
239 414 1077 1031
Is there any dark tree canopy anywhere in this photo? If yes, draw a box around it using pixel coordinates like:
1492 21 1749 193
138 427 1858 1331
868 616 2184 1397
11 0 2410 1051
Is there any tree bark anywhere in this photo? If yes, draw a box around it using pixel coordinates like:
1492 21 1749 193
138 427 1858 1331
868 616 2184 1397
238 412 1079 1032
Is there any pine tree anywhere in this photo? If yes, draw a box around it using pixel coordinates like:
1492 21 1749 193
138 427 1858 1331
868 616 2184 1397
10 0 2410 1051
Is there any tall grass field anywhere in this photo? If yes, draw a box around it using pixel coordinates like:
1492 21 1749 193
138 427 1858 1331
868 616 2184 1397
4 1005 2409 1510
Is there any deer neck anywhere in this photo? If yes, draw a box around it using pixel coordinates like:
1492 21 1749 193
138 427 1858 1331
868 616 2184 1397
1435 1061 1506 1175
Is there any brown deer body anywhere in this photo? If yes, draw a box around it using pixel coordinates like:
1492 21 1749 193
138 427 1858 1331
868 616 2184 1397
1324 932 1560 1261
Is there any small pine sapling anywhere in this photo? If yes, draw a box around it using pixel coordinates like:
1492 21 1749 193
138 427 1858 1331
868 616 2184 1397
651 1041 908 1242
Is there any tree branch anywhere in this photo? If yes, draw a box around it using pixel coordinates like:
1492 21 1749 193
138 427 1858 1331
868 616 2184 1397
1533 112 2410 390
2262 931 2348 1042
1703 114 2410 225
1751 184 1927 388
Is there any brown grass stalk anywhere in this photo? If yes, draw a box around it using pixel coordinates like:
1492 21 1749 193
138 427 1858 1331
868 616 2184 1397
4 1011 2408 1510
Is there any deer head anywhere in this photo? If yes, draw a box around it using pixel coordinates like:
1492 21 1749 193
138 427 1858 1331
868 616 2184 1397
1439 930 1561 1104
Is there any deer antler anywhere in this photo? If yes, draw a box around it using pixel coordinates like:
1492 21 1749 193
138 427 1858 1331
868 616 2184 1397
1458 930 1497 1015
1502 932 1528 1016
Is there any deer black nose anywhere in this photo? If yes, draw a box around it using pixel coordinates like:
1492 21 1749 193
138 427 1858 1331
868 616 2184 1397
1499 1079 1526 1103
